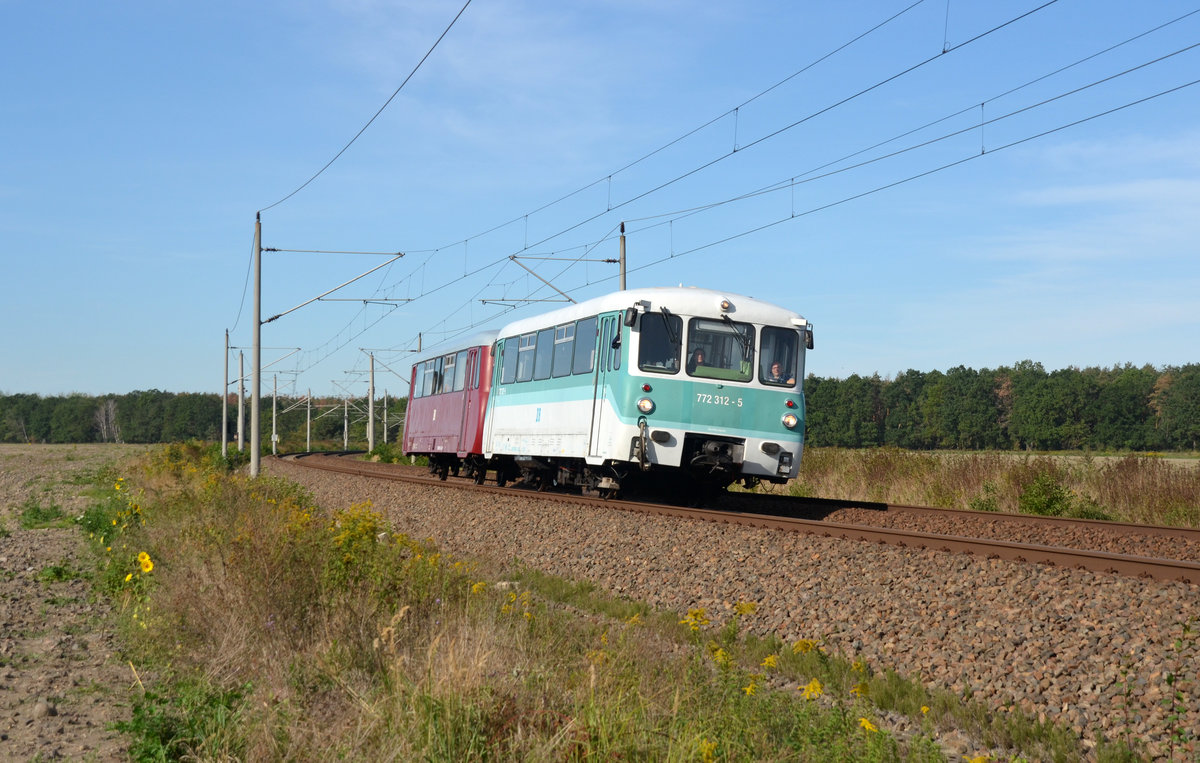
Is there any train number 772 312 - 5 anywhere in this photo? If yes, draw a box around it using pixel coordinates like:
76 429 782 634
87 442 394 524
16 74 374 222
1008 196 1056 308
696 393 742 407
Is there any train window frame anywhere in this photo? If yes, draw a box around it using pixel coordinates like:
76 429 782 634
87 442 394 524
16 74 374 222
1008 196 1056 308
685 317 755 382
533 327 555 381
637 310 682 375
573 316 597 375
500 339 518 385
758 327 799 387
552 323 575 378
517 333 536 382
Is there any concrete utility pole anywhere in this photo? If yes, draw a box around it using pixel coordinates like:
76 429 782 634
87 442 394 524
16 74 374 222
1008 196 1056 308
367 353 376 452
271 374 278 456
251 213 262 477
222 330 229 459
619 222 627 290
237 352 245 452
306 390 312 452
342 399 349 450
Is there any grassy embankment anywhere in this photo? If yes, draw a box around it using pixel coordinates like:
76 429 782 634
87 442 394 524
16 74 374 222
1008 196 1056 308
785 448 1200 527
69 443 1169 760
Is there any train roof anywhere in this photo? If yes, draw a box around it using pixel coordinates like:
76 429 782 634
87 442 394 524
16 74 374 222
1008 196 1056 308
408 329 499 365
495 286 807 338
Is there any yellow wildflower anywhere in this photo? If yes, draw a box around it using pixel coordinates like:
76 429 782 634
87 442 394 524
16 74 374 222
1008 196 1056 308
679 607 710 632
124 573 133 582
742 681 756 696
733 600 757 616
139 553 154 573
585 649 608 665
858 717 877 733
851 682 868 697
921 705 930 715
760 654 779 670
801 678 823 700
791 638 817 654
470 581 487 594
699 738 717 763
626 613 643 626
710 647 732 668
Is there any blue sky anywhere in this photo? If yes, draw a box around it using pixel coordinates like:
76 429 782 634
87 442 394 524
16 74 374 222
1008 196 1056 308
2 0 1198 397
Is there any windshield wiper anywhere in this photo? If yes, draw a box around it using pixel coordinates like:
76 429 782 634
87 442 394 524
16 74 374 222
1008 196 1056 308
661 307 680 346
722 314 752 359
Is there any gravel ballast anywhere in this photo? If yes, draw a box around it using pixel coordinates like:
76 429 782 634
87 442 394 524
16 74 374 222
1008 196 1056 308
266 459 1199 756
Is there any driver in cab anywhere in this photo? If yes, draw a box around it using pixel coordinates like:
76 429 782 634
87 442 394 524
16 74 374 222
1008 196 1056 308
764 361 794 385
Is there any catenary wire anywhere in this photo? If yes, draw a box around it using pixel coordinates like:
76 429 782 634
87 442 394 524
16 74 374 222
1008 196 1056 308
258 0 473 214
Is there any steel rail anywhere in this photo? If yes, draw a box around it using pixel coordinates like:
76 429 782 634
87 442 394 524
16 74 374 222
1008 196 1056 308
281 454 1200 584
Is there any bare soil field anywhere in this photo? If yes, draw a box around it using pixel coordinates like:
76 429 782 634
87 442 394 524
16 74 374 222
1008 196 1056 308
0 444 150 761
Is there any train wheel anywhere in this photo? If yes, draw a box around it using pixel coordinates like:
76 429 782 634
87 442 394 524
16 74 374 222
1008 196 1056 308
474 469 487 485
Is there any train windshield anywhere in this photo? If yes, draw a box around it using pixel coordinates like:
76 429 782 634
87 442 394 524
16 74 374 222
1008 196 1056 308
685 317 754 382
759 327 799 387
638 310 682 374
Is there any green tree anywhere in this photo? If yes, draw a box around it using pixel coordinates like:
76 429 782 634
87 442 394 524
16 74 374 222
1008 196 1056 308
1157 364 1200 450
882 369 928 449
1093 364 1159 450
49 394 98 443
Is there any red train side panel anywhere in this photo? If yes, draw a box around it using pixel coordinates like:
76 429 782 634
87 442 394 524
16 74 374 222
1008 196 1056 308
402 338 495 465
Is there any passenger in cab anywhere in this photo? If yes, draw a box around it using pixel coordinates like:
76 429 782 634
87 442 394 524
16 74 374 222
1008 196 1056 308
687 348 706 374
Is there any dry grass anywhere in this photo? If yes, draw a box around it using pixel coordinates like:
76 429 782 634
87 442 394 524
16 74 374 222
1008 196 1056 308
793 448 1200 526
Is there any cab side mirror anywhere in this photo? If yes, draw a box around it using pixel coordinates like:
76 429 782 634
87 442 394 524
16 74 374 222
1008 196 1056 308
623 307 638 327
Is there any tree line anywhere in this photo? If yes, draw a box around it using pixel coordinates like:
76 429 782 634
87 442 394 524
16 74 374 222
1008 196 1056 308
2 361 1198 450
804 361 1200 451
0 390 407 447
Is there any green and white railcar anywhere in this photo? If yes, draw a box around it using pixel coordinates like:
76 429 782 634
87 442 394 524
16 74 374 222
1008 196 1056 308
483 287 812 498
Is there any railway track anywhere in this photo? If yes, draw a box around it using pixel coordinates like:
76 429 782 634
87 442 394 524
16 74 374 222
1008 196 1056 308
285 452 1200 584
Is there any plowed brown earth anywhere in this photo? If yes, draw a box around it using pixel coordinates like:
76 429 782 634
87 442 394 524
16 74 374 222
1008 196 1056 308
0 444 149 761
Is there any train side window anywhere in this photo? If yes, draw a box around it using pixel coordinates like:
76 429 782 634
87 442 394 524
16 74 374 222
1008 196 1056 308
552 323 575 378
421 360 435 397
517 333 536 382
433 356 446 395
500 339 518 385
533 327 555 381
410 365 422 399
610 318 622 370
454 350 468 391
442 353 457 394
573 316 597 374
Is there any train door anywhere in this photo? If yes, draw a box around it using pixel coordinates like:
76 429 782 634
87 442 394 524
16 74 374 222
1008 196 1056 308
459 348 480 454
588 313 621 459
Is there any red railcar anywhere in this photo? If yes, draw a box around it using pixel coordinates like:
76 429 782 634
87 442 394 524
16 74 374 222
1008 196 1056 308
401 331 497 482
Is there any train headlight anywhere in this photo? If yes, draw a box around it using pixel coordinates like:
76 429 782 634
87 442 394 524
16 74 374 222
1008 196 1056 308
781 412 799 429
636 397 656 414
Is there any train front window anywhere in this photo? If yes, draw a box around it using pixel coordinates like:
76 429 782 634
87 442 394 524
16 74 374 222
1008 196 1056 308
686 317 754 382
759 327 799 387
638 310 682 374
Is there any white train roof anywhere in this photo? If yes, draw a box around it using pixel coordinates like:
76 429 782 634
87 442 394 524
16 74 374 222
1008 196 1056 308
495 286 807 338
